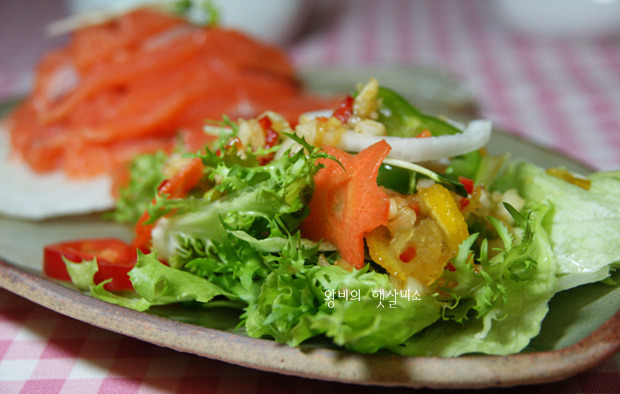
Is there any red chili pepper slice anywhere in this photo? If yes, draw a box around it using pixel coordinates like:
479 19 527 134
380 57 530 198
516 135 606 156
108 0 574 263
399 246 417 263
257 115 280 165
460 197 470 210
258 115 279 148
43 238 136 291
458 176 475 195
416 129 432 138
332 95 354 124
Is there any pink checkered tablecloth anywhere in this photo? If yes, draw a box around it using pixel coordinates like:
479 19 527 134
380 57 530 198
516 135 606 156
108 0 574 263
0 0 619 392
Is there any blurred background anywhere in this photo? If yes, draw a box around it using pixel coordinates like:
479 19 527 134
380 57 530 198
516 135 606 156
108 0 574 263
1 0 619 172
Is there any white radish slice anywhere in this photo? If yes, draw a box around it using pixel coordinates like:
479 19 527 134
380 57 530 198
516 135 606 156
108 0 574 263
0 127 114 220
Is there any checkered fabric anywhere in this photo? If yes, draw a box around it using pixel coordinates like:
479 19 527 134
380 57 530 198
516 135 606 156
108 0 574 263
1 289 618 393
288 0 620 171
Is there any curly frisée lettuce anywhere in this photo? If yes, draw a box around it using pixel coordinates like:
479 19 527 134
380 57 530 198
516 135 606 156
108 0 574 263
107 151 168 224
149 134 332 266
51 78 619 358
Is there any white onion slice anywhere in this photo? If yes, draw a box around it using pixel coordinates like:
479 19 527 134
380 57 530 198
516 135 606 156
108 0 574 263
338 119 492 162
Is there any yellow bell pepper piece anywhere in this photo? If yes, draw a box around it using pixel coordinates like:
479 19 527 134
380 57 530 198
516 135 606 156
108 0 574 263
545 167 591 190
418 183 469 252
367 221 451 286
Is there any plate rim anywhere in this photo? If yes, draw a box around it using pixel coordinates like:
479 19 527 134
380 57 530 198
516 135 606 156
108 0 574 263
1 258 618 389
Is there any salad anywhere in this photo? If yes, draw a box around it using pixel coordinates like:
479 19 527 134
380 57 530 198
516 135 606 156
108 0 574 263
43 78 620 357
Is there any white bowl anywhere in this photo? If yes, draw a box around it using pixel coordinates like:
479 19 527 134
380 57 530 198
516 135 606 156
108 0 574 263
66 0 307 44
494 0 620 38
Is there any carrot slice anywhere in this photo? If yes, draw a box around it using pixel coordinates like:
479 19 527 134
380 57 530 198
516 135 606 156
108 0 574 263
301 140 391 269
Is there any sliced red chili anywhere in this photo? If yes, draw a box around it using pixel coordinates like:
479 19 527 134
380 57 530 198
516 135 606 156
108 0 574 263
44 238 136 291
265 128 278 148
408 201 421 215
458 176 475 195
416 129 432 138
258 115 279 148
332 95 354 124
460 197 470 210
399 246 417 263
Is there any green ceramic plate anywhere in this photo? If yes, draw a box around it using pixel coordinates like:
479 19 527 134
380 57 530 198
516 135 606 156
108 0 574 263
0 69 618 389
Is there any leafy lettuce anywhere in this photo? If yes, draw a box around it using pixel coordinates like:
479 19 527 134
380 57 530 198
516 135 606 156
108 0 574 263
106 151 168 224
494 162 620 291
392 204 557 356
68 121 619 357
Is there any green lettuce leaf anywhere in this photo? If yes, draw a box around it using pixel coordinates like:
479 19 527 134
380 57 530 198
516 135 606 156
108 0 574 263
244 270 320 345
129 252 232 304
238 246 441 352
150 135 330 268
495 162 620 291
306 265 441 353
106 151 168 225
64 252 230 312
64 257 152 311
143 230 442 353
391 204 557 356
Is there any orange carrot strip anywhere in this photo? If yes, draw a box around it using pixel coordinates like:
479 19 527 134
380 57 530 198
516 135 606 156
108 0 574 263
301 141 391 269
